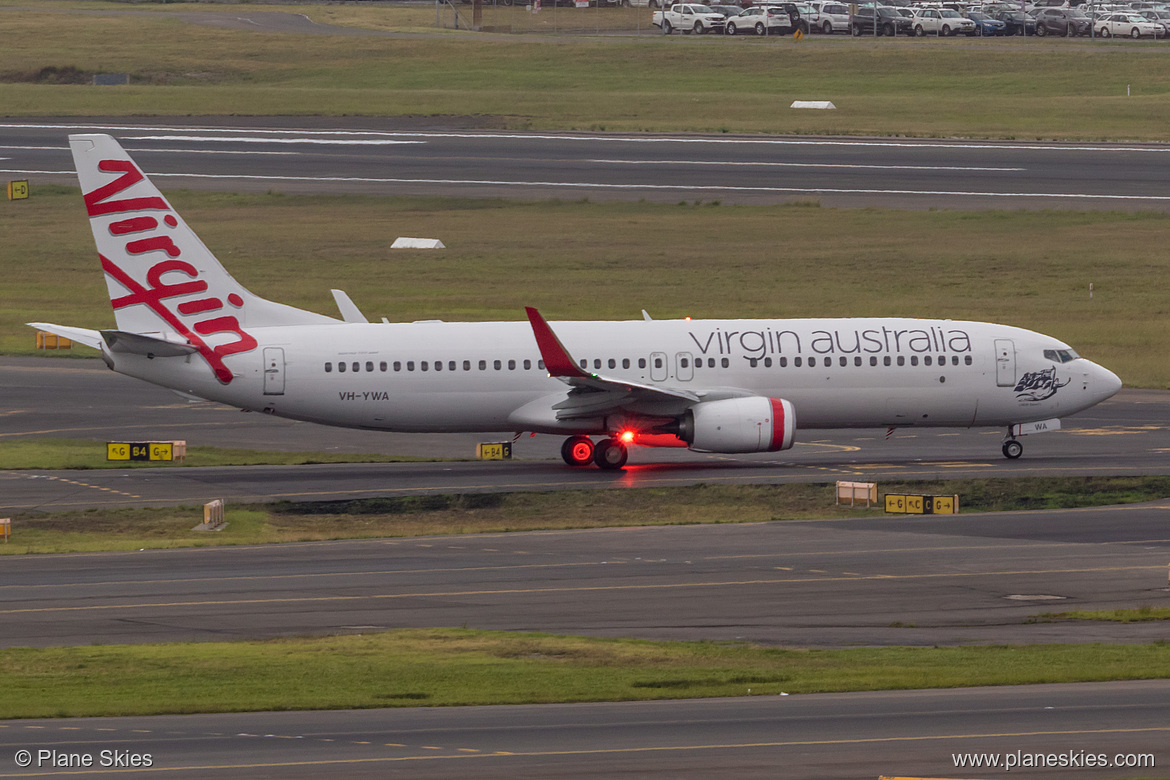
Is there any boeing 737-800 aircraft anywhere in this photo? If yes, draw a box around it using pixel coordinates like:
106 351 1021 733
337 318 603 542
31 134 1122 469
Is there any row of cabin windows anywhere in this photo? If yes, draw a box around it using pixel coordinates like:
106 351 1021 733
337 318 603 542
325 359 546 374
324 354 974 374
747 354 974 368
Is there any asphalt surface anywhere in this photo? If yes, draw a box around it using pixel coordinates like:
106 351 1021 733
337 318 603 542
3 356 1167 512
1 681 1167 779
5 119 1170 209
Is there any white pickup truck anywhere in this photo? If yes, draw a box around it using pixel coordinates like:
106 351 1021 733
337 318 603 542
652 3 727 34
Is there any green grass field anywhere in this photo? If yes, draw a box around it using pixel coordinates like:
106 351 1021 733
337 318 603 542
5 186 1167 385
3 1 1170 138
4 629 1169 718
5 478 1170 554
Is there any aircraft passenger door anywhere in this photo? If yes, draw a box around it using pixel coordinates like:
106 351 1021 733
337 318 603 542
676 352 694 382
650 352 668 382
263 347 285 395
994 339 1015 387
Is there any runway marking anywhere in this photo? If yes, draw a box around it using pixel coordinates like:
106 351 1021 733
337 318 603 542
15 474 142 500
0 726 1167 775
1 565 1162 616
123 135 426 146
125 147 299 156
6 123 1170 153
591 159 1026 172
7 169 1170 203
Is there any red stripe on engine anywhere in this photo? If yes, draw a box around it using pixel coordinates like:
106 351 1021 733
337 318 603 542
768 397 786 452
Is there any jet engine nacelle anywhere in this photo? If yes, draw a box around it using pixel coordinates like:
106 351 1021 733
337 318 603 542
682 396 796 453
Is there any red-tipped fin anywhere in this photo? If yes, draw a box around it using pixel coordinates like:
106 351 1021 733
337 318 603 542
525 307 589 379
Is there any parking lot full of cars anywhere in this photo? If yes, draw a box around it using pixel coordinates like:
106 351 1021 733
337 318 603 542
650 0 1170 37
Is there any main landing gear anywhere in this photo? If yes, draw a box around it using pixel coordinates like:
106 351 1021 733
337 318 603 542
560 436 628 470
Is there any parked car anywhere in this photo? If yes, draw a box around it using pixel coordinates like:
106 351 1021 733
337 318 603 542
726 4 795 33
1136 8 1170 35
809 1 852 32
655 3 728 33
1096 10 1162 34
1033 6 1093 34
851 5 914 34
989 8 1038 33
911 7 977 34
966 10 1009 33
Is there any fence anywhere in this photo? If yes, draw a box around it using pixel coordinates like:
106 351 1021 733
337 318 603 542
437 0 661 35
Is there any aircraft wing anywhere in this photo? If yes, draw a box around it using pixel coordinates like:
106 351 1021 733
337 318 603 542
525 307 700 420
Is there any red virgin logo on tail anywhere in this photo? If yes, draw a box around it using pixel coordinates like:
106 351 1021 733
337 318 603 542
88 159 256 384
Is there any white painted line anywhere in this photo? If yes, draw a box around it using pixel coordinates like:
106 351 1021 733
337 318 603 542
123 135 425 146
3 169 1166 202
125 148 299 156
2 123 1169 153
590 159 1026 172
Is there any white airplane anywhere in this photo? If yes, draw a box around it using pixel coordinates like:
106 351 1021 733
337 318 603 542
32 134 1122 469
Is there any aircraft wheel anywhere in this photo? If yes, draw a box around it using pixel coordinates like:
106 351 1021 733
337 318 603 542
593 438 629 470
561 436 595 467
1002 440 1023 460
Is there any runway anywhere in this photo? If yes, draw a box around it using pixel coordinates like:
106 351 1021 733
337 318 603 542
3 356 1168 512
1 682 1166 779
4 119 1170 209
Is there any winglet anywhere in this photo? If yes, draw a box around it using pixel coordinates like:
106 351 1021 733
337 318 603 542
525 307 589 379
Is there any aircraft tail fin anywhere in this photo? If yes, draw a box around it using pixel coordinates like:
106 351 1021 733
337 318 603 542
68 134 334 382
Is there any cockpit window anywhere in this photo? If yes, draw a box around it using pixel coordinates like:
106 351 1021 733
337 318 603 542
1044 348 1080 363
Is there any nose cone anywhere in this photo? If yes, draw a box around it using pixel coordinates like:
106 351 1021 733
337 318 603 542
1091 361 1123 403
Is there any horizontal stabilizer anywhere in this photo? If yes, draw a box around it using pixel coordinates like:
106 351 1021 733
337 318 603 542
101 330 199 357
26 322 102 351
331 289 370 324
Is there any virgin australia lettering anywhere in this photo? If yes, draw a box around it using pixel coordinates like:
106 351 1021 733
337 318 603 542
31 134 1121 470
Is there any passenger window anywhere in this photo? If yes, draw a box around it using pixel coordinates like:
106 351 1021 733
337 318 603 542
508 360 516 370
884 356 891 366
897 356 905 366
366 362 374 372
924 356 932 366
464 360 471 371
325 362 332 373
765 357 772 368
707 358 715 368
538 360 545 370
608 358 616 369
964 355 973 365
654 357 663 369
434 361 442 372
870 356 877 366
394 361 401 372
580 359 588 369
352 362 359 373
622 358 630 369
808 357 817 367
380 361 387 372
854 356 862 367
721 358 729 368
639 358 647 369
839 357 847 367
779 357 788 367
448 361 456 371
795 357 803 367
494 360 502 370
911 356 918 366
951 356 958 366
339 362 346 373
421 361 429 371
681 358 689 368
749 358 758 368
594 359 602 370
524 359 531 370
407 361 415 371
479 360 486 370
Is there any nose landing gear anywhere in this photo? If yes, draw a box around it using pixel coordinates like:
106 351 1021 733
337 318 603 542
1002 437 1023 459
